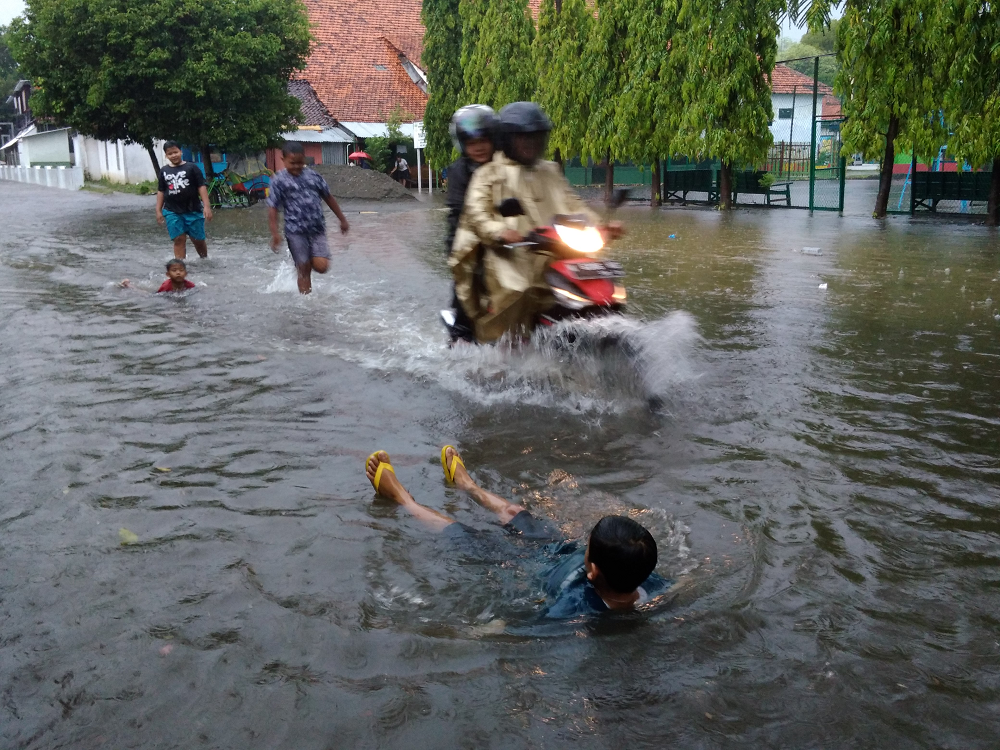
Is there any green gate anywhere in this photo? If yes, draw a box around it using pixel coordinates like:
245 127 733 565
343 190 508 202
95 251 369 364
810 116 846 212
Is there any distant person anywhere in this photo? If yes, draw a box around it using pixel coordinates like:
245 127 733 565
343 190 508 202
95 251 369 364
156 140 213 260
390 154 410 186
120 259 196 293
268 142 350 295
443 105 498 343
365 446 670 618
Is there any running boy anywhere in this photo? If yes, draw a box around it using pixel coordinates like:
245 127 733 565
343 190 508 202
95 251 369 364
268 142 350 294
365 447 669 618
156 141 213 260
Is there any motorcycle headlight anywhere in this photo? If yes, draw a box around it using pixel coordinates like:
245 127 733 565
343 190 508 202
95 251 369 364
552 285 591 310
553 223 604 254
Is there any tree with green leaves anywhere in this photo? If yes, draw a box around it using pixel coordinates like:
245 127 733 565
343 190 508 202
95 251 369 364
613 0 683 205
584 0 631 197
9 0 310 177
533 0 593 169
676 0 782 209
422 0 463 168
1 25 20 121
778 38 837 87
464 0 536 109
816 0 939 218
460 0 486 108
938 0 1000 225
800 17 840 52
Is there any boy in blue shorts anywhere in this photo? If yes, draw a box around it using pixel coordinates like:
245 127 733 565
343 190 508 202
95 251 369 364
268 142 350 294
365 447 670 618
156 141 213 260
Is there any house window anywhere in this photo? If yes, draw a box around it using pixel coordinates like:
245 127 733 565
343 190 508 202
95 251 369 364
373 64 387 71
778 108 793 119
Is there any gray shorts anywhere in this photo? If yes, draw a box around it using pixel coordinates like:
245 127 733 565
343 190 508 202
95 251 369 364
286 232 330 267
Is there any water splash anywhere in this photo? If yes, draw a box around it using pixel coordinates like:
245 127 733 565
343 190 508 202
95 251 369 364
258 262 701 413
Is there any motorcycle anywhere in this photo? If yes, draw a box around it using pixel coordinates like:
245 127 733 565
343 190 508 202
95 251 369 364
441 194 628 344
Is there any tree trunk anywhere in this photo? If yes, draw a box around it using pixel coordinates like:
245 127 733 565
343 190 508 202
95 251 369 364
604 150 614 202
987 157 1000 227
874 114 899 219
554 147 564 174
719 161 732 210
144 141 160 179
201 144 215 180
651 158 661 207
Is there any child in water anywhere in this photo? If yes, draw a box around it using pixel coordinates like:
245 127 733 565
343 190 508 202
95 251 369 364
120 259 196 293
267 142 350 295
156 141 213 260
365 447 669 618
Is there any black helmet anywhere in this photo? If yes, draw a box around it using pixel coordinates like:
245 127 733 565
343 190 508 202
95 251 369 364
450 105 499 156
498 102 552 165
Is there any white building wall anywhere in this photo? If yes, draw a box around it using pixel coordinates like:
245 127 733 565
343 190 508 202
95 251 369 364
769 93 820 143
0 164 85 190
74 135 165 183
19 128 73 166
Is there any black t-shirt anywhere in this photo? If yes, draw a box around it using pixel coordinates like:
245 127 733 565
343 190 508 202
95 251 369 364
445 156 479 255
158 162 206 214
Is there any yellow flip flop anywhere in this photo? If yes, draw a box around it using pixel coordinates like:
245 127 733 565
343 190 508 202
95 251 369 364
440 445 465 483
366 451 395 494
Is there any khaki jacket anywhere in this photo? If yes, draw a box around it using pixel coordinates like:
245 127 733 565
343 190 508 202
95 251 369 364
449 153 599 343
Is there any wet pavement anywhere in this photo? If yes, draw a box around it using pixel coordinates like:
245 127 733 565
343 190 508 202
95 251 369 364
1 179 999 748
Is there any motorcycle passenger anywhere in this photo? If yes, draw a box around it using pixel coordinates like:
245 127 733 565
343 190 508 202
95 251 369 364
444 105 499 343
450 102 623 344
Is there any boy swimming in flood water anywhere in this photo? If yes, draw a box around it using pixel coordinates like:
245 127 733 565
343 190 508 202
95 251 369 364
365 447 669 617
267 142 350 295
120 259 196 293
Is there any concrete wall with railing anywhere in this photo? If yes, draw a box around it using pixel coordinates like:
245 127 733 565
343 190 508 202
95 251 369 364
0 164 85 190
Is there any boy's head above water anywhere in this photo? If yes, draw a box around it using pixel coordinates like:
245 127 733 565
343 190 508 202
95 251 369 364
282 142 306 176
585 515 658 595
165 258 187 281
162 140 183 166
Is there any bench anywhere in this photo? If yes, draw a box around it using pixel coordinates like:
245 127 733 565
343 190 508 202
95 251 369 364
663 168 718 204
912 171 992 212
731 170 792 206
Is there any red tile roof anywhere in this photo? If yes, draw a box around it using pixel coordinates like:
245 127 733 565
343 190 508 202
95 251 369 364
298 0 428 123
288 80 339 127
771 64 834 96
821 94 842 119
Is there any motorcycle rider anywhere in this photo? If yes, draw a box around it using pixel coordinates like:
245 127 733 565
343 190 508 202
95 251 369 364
444 105 499 342
450 102 623 344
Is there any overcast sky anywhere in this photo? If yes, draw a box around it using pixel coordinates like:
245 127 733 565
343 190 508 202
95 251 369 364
1 0 23 26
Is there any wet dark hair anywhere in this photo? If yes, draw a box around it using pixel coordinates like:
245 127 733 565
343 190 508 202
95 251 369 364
588 516 657 594
282 141 305 157
166 258 186 272
162 140 181 152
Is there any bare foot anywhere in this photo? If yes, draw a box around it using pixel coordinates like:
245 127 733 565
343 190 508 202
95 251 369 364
444 446 475 491
366 451 410 504
119 279 131 288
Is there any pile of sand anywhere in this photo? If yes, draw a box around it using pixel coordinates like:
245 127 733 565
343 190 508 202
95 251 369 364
312 165 416 201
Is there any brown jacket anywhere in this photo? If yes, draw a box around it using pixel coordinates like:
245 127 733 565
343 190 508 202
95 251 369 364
449 153 598 342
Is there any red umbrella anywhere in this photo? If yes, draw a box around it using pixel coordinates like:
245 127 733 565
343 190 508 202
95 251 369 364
348 151 370 160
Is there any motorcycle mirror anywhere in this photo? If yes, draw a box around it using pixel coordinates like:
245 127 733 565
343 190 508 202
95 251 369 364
497 198 526 218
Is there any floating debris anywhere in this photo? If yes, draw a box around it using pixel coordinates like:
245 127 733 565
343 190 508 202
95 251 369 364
119 528 139 546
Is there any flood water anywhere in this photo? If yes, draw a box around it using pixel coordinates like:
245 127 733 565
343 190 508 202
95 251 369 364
1 180 999 748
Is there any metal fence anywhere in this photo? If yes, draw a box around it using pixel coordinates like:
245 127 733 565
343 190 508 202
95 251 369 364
887 151 993 216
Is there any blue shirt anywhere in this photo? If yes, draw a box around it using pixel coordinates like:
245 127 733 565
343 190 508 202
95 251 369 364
266 167 331 235
541 543 672 619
